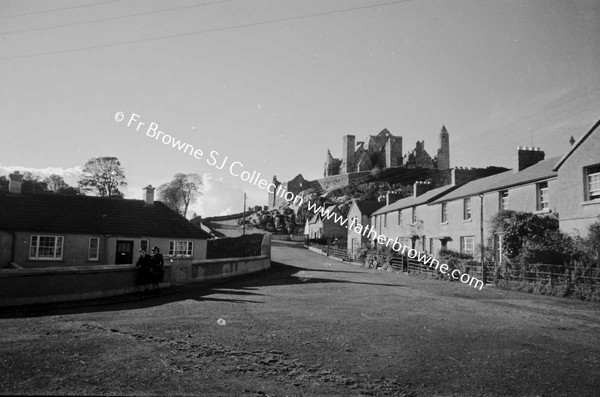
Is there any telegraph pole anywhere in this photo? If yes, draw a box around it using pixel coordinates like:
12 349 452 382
479 193 485 283
242 192 246 236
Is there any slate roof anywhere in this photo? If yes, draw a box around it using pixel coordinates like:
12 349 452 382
553 118 600 171
372 184 459 215
430 156 560 204
308 205 340 224
353 200 385 216
0 192 211 239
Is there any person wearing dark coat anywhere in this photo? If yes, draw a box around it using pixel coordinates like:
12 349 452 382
135 249 153 290
150 246 165 294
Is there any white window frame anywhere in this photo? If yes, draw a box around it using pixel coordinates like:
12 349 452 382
140 239 149 252
29 235 63 260
460 236 475 256
585 164 600 201
499 190 509 211
463 198 472 221
441 203 448 223
88 237 100 261
411 207 417 224
169 240 194 257
384 213 387 228
537 182 549 210
397 210 402 226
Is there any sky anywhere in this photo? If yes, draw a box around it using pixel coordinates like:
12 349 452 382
1 0 599 217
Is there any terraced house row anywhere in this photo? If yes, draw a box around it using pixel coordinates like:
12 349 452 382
348 118 600 260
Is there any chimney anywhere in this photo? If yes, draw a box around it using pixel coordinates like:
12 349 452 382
413 181 433 197
386 191 402 205
143 185 155 205
451 167 475 186
515 146 545 172
8 171 23 194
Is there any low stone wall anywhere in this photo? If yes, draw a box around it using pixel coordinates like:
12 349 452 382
0 235 272 308
0 264 172 308
171 255 270 285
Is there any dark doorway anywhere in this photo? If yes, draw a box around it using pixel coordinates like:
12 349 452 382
115 240 133 264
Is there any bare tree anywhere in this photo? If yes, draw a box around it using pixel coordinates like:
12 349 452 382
157 173 203 218
78 157 127 198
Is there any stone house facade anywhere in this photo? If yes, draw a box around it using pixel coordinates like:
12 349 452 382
0 177 210 269
552 119 600 237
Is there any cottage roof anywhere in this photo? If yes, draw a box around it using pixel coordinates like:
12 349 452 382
353 200 385 216
430 156 560 204
308 205 340 224
372 185 458 215
553 118 600 171
0 193 211 239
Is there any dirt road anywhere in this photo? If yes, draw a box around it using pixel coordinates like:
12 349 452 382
1 241 599 396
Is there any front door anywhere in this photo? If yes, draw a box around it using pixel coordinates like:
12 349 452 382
115 240 134 264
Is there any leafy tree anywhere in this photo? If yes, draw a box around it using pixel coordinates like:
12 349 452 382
157 173 203 218
44 174 68 192
0 175 8 191
18 172 48 193
78 157 127 198
489 210 574 266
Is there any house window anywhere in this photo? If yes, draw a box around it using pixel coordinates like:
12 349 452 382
397 210 402 226
169 241 193 257
140 239 149 252
537 181 549 210
499 191 509 211
441 203 448 223
460 236 475 256
88 237 100 261
374 216 377 229
463 198 472 221
586 164 600 201
29 235 63 260
384 214 387 228
411 207 417 224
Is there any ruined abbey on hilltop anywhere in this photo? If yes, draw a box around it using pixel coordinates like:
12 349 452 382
324 126 451 177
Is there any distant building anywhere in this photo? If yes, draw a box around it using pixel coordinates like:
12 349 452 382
347 199 386 255
304 205 347 239
324 126 451 177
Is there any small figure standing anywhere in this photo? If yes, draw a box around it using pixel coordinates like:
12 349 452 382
135 249 152 292
150 246 165 294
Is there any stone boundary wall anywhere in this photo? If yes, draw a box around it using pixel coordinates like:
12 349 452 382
0 235 271 308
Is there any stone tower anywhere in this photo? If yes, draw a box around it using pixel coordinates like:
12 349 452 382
342 135 355 174
385 135 403 168
324 149 341 177
437 125 450 170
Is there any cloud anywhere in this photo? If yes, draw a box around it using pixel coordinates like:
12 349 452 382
0 164 82 186
188 173 246 218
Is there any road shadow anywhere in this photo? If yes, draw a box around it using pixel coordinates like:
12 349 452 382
0 260 406 319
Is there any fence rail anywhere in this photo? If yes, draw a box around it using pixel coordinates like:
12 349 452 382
306 239 599 300
307 241 359 262
270 234 308 242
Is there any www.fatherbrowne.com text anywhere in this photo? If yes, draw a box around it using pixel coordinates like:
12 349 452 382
115 111 484 290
